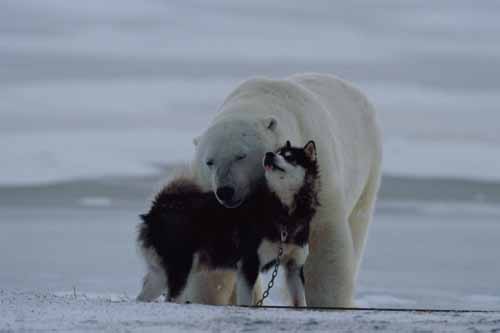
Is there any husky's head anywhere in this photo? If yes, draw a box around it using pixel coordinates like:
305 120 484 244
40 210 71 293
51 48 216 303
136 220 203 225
263 140 318 209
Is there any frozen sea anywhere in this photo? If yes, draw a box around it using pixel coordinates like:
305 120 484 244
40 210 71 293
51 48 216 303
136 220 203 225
1 0 500 330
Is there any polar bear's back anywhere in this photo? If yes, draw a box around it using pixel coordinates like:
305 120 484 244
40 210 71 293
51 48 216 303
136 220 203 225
220 73 380 146
288 73 382 204
288 73 380 142
288 73 374 117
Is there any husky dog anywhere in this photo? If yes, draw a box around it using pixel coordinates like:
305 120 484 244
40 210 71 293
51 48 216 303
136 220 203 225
137 140 319 306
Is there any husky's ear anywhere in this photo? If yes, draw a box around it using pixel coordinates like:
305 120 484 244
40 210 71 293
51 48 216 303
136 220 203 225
286 140 291 149
261 117 278 131
193 136 200 146
304 140 317 161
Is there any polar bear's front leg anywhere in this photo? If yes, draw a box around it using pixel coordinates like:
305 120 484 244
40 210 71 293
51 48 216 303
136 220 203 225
235 274 254 306
304 210 356 307
236 255 260 306
181 270 236 305
137 270 166 302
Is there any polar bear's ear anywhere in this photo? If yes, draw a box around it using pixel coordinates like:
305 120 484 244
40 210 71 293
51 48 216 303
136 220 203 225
304 140 317 162
262 117 278 131
193 136 200 146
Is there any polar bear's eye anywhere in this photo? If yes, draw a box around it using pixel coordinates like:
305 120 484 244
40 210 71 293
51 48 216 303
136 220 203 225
235 154 247 161
206 159 214 167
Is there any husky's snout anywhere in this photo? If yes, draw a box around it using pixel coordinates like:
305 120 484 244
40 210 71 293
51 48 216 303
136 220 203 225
263 152 275 170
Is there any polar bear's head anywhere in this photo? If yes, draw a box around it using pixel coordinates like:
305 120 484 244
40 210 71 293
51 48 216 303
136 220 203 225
193 117 279 208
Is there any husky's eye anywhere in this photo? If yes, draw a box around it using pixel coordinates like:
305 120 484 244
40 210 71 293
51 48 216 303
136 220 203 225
235 154 247 161
206 159 214 167
283 153 294 162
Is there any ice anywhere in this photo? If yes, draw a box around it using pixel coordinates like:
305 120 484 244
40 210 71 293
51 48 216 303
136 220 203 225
384 138 500 182
357 294 416 308
464 295 500 308
78 196 113 207
0 128 196 186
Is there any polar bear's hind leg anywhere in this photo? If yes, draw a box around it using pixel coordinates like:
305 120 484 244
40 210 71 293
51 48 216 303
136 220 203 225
348 164 382 276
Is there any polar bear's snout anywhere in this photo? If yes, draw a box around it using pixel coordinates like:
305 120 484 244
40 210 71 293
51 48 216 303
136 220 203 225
215 186 235 202
214 181 244 208
211 164 248 208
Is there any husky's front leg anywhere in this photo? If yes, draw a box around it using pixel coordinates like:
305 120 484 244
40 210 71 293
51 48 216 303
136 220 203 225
285 247 309 307
236 254 260 306
286 264 307 307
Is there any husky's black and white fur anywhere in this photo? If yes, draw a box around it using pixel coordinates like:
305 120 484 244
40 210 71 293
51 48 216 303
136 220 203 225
137 140 320 306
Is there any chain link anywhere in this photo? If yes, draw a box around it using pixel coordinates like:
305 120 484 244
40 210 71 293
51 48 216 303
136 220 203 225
255 227 287 306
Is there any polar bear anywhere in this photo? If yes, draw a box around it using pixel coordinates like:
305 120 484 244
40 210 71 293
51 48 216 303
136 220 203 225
187 73 382 307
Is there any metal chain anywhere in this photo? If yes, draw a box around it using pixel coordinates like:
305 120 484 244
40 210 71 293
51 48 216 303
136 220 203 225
255 227 287 306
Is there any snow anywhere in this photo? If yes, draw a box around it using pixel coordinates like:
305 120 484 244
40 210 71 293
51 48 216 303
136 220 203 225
2 291 499 332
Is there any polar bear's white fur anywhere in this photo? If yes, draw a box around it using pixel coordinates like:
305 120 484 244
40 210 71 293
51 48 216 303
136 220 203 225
188 73 382 307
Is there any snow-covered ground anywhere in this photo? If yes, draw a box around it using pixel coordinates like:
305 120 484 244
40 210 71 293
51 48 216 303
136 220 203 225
2 291 500 332
1 0 500 330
